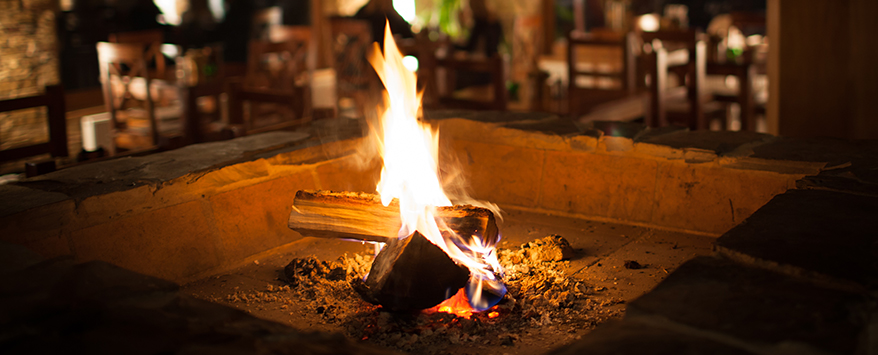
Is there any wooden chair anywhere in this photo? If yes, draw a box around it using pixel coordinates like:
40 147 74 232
431 54 507 111
252 6 282 40
96 41 184 152
704 12 767 131
227 30 312 135
566 31 639 117
329 17 374 116
0 85 68 165
179 44 232 143
396 34 443 108
641 30 723 130
108 29 167 81
706 51 760 131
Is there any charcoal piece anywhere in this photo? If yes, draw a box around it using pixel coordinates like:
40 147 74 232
358 231 470 312
624 260 645 269
283 257 344 286
524 235 575 262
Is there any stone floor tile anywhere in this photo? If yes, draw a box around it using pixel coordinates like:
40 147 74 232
0 259 397 355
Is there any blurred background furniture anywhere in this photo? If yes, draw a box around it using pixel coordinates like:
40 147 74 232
432 54 506 111
108 29 169 81
0 85 68 175
566 30 643 121
96 41 184 153
641 29 723 130
227 28 312 135
329 17 374 118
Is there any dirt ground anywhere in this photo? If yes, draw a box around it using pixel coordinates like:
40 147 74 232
183 208 714 354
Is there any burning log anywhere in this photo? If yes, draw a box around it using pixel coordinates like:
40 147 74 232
288 190 499 244
356 231 470 312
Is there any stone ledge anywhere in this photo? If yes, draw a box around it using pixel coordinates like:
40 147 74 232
627 256 871 355
6 131 310 212
715 189 878 291
0 131 373 283
435 118 807 235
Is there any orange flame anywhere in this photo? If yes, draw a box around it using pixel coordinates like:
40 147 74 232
367 22 505 313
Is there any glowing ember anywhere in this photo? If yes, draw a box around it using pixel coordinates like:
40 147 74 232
425 288 473 319
367 22 505 313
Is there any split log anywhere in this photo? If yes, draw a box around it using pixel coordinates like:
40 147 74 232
356 231 470 311
288 190 499 243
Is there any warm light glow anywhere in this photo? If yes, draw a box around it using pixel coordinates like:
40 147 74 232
153 0 180 25
638 14 660 32
368 22 505 313
402 55 419 72
393 0 416 24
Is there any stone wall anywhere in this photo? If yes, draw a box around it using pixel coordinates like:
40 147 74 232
0 0 60 151
0 112 842 283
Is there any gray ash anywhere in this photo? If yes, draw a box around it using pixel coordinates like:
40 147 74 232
231 236 623 353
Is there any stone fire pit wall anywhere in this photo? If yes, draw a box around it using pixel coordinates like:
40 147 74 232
0 113 826 284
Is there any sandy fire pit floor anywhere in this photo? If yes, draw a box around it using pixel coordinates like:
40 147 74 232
182 208 714 355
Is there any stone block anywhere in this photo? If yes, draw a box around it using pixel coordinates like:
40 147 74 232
651 162 795 234
0 197 75 254
598 136 635 152
591 121 648 138
751 137 867 165
69 200 220 283
18 132 310 202
502 116 582 136
547 320 755 355
715 189 878 290
540 151 658 223
314 154 382 192
627 256 869 355
425 109 557 123
210 172 316 263
20 233 70 259
436 117 578 152
447 139 545 206
640 130 773 155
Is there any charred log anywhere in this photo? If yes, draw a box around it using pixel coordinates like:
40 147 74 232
356 231 470 312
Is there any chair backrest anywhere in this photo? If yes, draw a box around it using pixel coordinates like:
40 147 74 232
566 31 638 116
96 41 159 145
0 85 68 163
432 54 507 111
252 6 282 40
246 31 311 92
640 29 707 129
267 25 313 72
108 29 166 81
329 17 374 99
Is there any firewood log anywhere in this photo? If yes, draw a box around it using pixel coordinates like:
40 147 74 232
288 190 499 244
357 231 470 311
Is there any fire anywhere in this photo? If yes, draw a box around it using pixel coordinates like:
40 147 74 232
368 22 505 314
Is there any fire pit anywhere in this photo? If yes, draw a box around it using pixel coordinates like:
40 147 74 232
3 24 876 355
